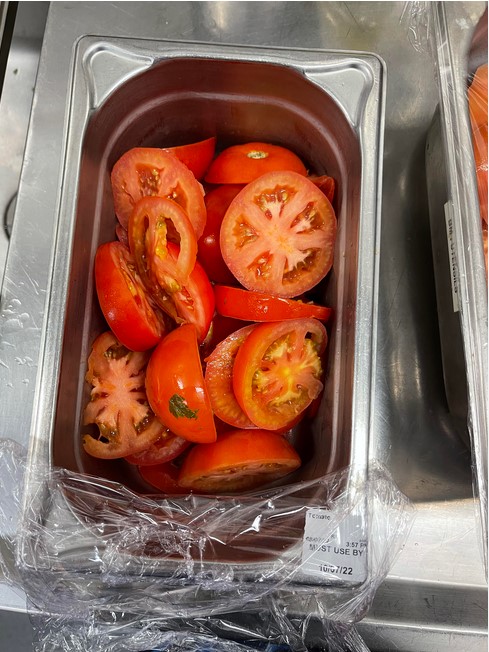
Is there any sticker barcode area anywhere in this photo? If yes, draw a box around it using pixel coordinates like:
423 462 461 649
444 201 460 313
301 507 368 583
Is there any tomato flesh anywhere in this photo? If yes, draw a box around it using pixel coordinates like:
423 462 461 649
139 461 188 494
111 147 206 237
125 429 190 466
95 241 167 351
205 142 307 184
220 171 337 298
214 285 332 323
146 324 217 443
233 318 327 430
204 324 257 429
83 332 165 459
178 429 301 493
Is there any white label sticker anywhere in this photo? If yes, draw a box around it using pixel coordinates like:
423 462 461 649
301 507 368 583
444 201 460 313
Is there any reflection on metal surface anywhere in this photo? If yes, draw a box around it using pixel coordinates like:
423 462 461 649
0 1 486 649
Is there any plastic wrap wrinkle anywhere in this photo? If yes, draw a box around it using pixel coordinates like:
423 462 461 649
0 437 413 640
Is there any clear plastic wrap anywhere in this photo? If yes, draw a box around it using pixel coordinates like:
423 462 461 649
0 437 413 649
427 4 488 571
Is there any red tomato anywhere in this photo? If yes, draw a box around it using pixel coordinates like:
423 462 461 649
125 430 190 466
233 319 327 430
200 314 249 359
164 137 216 180
83 332 165 459
220 171 337 298
205 142 307 184
198 184 243 284
468 63 488 131
139 461 188 494
473 124 488 224
111 147 206 237
178 429 301 493
94 241 168 351
169 244 215 343
145 324 217 444
128 196 198 288
204 324 257 429
308 175 336 204
214 286 332 323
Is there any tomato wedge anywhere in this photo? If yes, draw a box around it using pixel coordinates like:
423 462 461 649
95 241 168 352
233 318 327 430
220 171 337 298
83 332 164 459
125 429 190 466
111 147 206 237
178 429 301 493
139 461 188 494
146 324 217 443
204 324 257 429
205 142 307 184
214 286 332 323
128 196 197 288
164 137 216 181
198 184 243 284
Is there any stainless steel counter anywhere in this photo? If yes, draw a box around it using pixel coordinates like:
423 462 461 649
0 2 487 649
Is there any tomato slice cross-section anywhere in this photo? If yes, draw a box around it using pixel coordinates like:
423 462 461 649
220 171 337 298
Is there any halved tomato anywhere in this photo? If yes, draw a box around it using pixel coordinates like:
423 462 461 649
205 142 307 184
178 429 301 493
83 332 164 459
204 324 257 429
220 171 337 298
145 324 217 443
214 286 332 323
125 429 190 466
198 184 244 284
164 137 216 181
233 318 327 430
139 461 188 494
308 175 336 204
111 147 206 237
128 196 198 288
95 241 168 352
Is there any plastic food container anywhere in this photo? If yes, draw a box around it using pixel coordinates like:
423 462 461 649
22 38 385 577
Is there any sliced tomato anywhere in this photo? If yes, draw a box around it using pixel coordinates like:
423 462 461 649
220 171 337 298
164 137 216 181
308 175 336 204
468 63 488 131
128 196 197 288
200 314 249 359
95 241 168 352
139 461 188 494
205 324 257 429
205 142 307 184
83 332 164 459
178 429 301 493
146 324 217 444
233 318 327 430
473 123 488 224
214 285 332 323
125 429 190 466
111 147 206 237
198 184 243 284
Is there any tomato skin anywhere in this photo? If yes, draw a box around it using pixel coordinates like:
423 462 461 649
308 175 336 204
205 142 307 184
164 137 216 181
125 430 190 466
214 286 333 323
198 184 243 284
178 429 301 493
83 332 165 459
220 171 337 298
145 324 217 444
205 324 257 429
95 241 167 351
233 319 327 431
139 461 188 494
111 147 206 237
